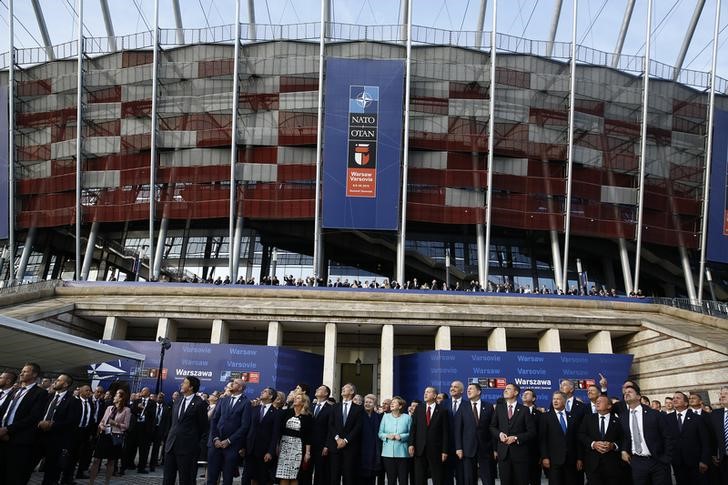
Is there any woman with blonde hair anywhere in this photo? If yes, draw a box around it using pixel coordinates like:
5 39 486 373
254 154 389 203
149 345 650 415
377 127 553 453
378 396 412 485
275 392 313 485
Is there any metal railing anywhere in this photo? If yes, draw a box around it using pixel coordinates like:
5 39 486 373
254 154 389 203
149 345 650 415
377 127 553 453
2 21 728 94
651 297 728 319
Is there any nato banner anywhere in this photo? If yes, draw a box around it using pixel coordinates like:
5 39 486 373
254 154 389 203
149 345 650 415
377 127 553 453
91 341 323 398
707 109 728 264
323 58 405 230
394 350 633 409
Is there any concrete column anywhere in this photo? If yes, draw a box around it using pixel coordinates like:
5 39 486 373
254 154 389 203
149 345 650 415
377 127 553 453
539 328 561 352
587 330 613 354
380 325 394 400
323 323 337 392
435 326 451 350
487 327 507 351
102 316 127 340
156 317 177 341
211 319 230 344
267 321 283 347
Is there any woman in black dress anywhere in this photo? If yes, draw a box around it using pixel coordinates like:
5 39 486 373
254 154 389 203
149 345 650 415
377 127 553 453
275 392 312 485
89 389 131 485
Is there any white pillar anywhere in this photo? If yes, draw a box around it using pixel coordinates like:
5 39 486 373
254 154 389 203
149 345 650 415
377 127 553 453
323 323 337 392
156 317 177 341
587 330 613 354
152 217 168 279
476 224 486 287
679 246 697 302
538 328 561 352
102 316 127 340
211 319 230 344
380 325 394 400
618 238 633 294
435 326 451 351
81 221 99 280
550 230 563 290
267 321 283 347
487 327 507 351
15 227 36 282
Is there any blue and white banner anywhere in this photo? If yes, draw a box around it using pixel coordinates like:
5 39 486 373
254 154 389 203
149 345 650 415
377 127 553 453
91 341 323 398
394 350 633 408
707 109 728 264
322 58 405 230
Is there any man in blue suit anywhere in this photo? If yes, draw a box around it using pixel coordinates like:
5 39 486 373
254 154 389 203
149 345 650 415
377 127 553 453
455 382 494 485
245 387 280 485
667 391 710 485
445 380 465 485
620 384 674 485
207 378 251 485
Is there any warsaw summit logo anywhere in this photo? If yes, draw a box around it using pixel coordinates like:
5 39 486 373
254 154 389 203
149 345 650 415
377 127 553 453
346 86 379 198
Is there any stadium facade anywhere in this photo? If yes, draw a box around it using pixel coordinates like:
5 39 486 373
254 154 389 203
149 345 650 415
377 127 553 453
1 13 728 300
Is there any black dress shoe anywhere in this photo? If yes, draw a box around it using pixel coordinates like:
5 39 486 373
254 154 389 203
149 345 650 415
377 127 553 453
137 469 149 474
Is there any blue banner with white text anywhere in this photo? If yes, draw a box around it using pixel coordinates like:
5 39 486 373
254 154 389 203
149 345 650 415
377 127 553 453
394 351 633 408
90 341 323 400
707 109 728 264
322 58 405 230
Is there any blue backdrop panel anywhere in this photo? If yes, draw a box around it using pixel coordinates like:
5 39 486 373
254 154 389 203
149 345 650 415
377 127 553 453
0 88 8 240
322 58 405 230
707 109 728 264
91 341 323 399
394 351 633 409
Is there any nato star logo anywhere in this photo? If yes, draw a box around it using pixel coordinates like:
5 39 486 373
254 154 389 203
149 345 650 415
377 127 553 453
356 90 373 110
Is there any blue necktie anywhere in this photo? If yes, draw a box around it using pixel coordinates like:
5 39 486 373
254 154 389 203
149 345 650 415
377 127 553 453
558 411 567 434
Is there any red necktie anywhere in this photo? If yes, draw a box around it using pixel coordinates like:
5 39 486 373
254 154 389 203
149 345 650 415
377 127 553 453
508 404 513 419
426 405 432 426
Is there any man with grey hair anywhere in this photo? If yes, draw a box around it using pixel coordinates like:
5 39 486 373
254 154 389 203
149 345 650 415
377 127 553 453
540 391 581 485
207 378 250 485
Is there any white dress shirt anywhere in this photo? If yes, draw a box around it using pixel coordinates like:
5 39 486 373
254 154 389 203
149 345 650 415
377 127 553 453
628 407 652 456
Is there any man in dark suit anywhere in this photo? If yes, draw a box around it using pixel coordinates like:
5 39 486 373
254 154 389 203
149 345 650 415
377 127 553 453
327 382 364 485
0 362 49 485
150 392 171 472
578 395 624 485
455 382 494 485
445 381 465 485
706 387 727 485
408 386 449 485
37 373 82 485
489 382 537 485
207 378 251 485
667 391 710 485
522 388 543 485
619 384 673 485
61 384 96 483
244 386 280 485
130 386 156 473
0 369 18 481
540 391 581 485
163 376 209 485
305 384 333 485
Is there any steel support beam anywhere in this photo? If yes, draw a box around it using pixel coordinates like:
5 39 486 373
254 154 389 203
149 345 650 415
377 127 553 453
673 0 706 81
483 0 497 285
399 0 409 42
75 0 84 281
476 223 486 287
81 221 99 280
618 238 633 295
561 0 578 290
7 0 16 286
172 0 184 45
679 246 697 301
247 0 256 41
313 0 327 278
633 0 653 293
698 0 721 303
152 217 168 279
30 0 55 60
612 0 636 68
546 0 564 57
551 230 563 290
149 0 160 281
15 227 36 282
99 0 117 52
229 0 242 281
475 0 488 49
396 0 413 284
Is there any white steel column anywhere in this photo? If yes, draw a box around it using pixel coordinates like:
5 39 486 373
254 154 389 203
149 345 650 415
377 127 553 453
396 0 413 284
232 216 244 280
611 0 636 68
152 217 168 279
698 0 721 303
247 0 256 41
474 0 488 48
7 0 16 286
618 238 634 294
229 0 242 281
476 223 486 287
15 227 36 282
550 230 563 290
172 0 184 45
561 0 578 289
30 0 55 61
399 0 409 42
313 0 327 278
679 245 697 301
75 0 84 281
633 0 653 293
81 221 99 280
149 0 160 281
546 0 564 57
673 0 706 80
483 0 497 285
99 0 117 52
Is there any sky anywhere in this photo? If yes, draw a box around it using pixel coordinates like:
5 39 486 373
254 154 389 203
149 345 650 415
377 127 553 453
0 0 727 80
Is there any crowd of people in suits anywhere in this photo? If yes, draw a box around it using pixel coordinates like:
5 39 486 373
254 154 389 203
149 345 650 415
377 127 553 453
0 362 727 485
